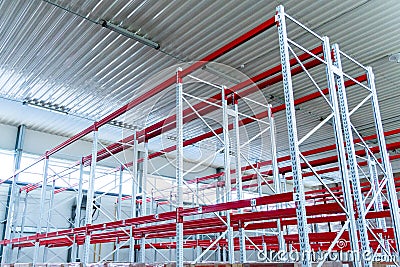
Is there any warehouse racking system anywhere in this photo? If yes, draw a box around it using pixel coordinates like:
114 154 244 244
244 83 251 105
0 5 399 267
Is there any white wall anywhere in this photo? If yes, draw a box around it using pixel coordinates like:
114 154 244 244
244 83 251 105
0 124 18 151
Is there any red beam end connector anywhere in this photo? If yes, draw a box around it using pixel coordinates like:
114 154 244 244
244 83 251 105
177 69 183 84
275 11 280 27
85 224 91 235
176 207 184 223
93 122 99 132
233 93 239 105
224 88 230 101
331 49 336 62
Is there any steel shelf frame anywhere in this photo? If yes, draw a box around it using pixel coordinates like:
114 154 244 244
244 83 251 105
275 5 399 267
333 43 400 261
3 181 400 258
0 5 399 267
276 6 364 267
175 69 279 264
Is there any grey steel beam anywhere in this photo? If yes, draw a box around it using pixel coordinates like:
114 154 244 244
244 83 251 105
42 178 56 262
367 66 400 259
83 130 98 265
114 167 124 261
268 105 285 252
140 141 149 263
276 6 311 267
256 162 262 197
233 100 246 263
16 192 29 261
324 40 362 266
196 181 202 260
222 86 235 264
71 161 84 262
215 169 222 262
366 149 388 251
129 131 138 262
1 124 25 263
33 157 49 266
176 68 184 267
332 44 371 267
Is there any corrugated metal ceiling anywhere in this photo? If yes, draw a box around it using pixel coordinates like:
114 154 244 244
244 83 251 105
0 0 399 175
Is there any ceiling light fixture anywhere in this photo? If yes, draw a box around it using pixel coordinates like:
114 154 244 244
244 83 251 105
389 52 400 63
108 120 138 130
22 99 70 115
100 20 160 50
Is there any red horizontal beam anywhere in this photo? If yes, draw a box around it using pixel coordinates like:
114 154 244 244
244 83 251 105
72 70 367 198
62 201 395 242
181 192 293 217
12 14 277 181
0 191 292 246
13 227 396 251
7 192 398 247
19 64 371 194
182 74 369 182
144 47 323 141
82 19 282 165
212 140 400 192
21 49 320 193
92 50 323 166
